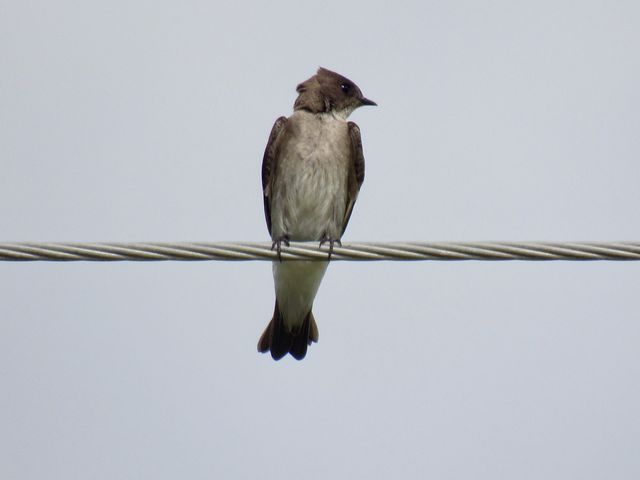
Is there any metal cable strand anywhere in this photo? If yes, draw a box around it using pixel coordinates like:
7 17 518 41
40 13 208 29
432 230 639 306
1 241 640 262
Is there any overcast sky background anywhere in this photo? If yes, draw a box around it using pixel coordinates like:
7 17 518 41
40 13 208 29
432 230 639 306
1 1 639 478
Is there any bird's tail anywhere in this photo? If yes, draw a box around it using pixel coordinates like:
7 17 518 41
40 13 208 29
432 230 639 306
257 302 319 360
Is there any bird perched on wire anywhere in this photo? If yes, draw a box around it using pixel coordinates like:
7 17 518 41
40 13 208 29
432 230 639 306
258 67 376 360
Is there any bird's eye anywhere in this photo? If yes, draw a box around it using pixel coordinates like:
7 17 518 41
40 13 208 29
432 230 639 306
340 82 351 93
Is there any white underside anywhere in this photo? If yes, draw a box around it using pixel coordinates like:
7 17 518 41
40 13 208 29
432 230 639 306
273 260 328 330
269 110 352 329
270 111 351 242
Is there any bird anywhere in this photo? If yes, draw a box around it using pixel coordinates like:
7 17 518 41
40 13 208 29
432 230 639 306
258 67 376 360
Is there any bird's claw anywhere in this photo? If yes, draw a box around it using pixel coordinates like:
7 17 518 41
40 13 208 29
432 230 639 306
319 237 341 260
271 236 290 262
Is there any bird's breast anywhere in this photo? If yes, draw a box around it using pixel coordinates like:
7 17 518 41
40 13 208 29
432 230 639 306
271 113 351 241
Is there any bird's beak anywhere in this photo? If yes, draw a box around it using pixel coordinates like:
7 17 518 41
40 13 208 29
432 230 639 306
360 97 377 106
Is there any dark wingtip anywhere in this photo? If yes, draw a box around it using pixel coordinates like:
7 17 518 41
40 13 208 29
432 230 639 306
258 304 317 361
289 313 311 360
270 349 288 361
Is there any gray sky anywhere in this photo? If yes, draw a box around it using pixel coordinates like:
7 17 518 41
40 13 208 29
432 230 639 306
2 1 639 478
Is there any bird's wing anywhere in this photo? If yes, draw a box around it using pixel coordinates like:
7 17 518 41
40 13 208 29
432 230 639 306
341 121 366 236
262 116 288 235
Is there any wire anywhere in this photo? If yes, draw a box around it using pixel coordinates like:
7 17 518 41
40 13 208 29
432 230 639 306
1 241 639 262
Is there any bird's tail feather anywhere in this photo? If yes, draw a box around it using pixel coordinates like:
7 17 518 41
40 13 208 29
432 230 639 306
258 302 318 360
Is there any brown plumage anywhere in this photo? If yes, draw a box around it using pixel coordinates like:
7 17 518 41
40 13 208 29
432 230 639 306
258 68 375 360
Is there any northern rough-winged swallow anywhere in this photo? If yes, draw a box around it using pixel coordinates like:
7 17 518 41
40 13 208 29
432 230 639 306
258 67 376 360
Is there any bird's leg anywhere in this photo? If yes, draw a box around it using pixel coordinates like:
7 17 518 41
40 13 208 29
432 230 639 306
271 235 290 262
319 235 341 261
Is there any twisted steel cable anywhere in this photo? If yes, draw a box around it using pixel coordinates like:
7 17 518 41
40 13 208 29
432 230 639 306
1 241 640 262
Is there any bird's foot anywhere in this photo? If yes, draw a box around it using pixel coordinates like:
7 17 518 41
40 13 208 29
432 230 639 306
271 236 290 262
319 236 341 261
